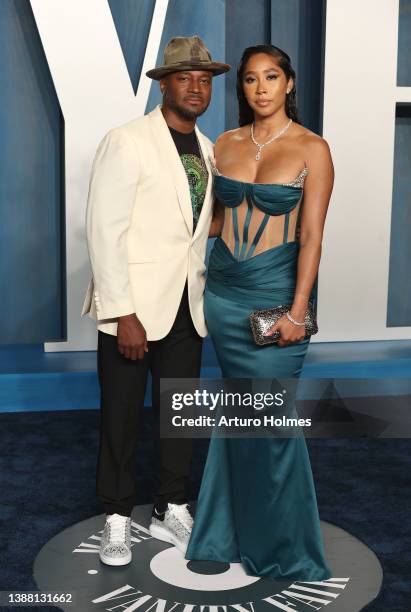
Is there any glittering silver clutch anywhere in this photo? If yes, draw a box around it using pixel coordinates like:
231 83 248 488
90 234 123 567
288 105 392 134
249 302 318 346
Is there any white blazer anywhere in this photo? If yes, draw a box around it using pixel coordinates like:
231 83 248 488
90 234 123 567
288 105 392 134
81 105 214 340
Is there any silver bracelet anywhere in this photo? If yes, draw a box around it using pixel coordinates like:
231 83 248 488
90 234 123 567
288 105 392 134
286 311 305 326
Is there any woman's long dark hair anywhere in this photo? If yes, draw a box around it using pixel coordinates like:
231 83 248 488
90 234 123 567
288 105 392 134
236 44 300 127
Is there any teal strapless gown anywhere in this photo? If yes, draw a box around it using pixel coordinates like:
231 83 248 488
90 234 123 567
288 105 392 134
185 169 332 581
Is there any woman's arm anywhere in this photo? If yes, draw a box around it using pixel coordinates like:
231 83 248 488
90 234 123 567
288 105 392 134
208 135 227 238
267 136 334 347
290 136 334 321
209 198 225 237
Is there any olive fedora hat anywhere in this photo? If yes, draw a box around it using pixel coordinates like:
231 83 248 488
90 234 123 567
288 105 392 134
146 35 230 80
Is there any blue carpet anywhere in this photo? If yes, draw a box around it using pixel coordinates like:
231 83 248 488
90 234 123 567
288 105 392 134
0 408 410 610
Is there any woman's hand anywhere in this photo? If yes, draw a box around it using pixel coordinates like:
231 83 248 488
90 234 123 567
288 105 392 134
264 314 306 347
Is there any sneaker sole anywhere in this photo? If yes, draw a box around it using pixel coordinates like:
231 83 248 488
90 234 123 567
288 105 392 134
149 523 187 554
99 550 132 566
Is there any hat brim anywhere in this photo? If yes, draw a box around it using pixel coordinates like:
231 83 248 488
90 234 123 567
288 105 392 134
146 61 231 80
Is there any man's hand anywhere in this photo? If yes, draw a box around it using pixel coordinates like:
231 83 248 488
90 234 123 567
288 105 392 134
117 314 148 360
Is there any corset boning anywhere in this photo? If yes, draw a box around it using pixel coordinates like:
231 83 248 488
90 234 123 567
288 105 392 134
214 167 308 260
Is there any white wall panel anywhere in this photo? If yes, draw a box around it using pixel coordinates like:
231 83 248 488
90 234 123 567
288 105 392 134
319 0 411 341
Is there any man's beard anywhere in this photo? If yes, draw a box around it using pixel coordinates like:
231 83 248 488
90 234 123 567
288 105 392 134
163 90 209 120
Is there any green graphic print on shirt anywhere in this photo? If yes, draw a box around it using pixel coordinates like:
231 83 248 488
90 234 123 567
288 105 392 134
180 153 208 230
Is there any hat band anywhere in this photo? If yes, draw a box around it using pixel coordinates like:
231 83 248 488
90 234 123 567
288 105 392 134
166 59 212 66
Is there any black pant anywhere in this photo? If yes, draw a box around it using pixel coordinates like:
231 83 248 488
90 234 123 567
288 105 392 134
96 284 203 516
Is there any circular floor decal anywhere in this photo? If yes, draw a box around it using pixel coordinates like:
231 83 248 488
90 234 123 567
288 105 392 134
34 503 382 611
150 547 259 590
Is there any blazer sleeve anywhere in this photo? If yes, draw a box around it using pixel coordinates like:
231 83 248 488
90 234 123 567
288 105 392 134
85 128 139 320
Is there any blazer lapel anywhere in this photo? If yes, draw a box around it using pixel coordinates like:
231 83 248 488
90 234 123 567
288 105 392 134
193 126 213 240
148 105 193 235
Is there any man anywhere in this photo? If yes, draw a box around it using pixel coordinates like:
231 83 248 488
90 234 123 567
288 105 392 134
81 35 230 566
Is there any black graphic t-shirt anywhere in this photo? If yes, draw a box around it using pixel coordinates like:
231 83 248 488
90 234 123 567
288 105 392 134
168 126 208 231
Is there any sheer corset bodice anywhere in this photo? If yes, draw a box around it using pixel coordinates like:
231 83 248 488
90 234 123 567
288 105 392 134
213 166 308 260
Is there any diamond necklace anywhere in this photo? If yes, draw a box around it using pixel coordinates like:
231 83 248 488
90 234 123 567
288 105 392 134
250 118 293 161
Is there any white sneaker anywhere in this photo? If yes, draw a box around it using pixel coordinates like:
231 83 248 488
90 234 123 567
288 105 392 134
149 503 193 554
99 513 132 566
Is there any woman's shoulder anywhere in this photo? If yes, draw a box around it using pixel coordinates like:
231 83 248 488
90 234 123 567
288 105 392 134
293 125 333 175
294 124 331 154
215 126 250 150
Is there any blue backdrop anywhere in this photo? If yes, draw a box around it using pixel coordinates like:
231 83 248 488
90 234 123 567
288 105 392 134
0 0 410 344
0 1 65 344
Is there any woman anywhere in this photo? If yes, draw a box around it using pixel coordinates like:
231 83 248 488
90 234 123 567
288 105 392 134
185 45 334 581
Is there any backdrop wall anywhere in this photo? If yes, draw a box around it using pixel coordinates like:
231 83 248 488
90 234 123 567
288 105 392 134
0 0 410 349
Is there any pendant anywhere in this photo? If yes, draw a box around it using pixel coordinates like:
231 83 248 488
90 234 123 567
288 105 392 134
256 153 260 161
256 146 262 161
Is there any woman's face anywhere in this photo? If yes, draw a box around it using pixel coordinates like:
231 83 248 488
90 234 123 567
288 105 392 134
242 52 292 118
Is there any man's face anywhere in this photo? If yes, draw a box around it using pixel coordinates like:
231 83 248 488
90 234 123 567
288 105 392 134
161 71 213 120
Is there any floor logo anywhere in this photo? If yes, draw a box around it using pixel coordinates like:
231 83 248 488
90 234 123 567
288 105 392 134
34 504 383 611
